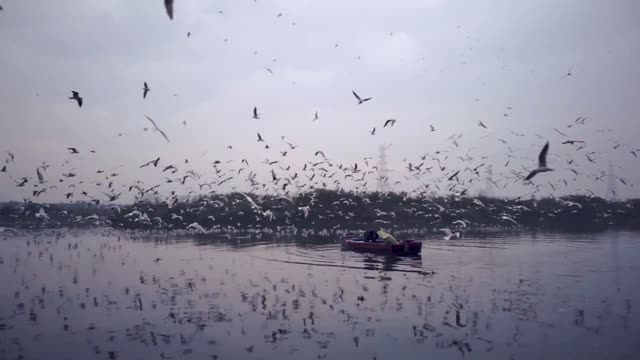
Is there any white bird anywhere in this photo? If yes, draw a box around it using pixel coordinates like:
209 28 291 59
452 220 467 228
0 227 19 235
500 215 519 225
439 228 460 240
298 206 310 219
35 207 49 221
241 193 262 211
85 214 99 221
525 141 553 181
144 115 170 142
187 222 207 234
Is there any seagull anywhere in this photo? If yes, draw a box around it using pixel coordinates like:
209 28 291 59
69 91 83 107
562 140 584 145
384 119 396 128
36 167 45 184
439 228 460 240
252 106 260 119
186 222 207 234
313 111 319 122
553 128 567 137
140 157 160 168
144 115 170 142
500 215 519 225
142 82 150 99
561 65 573 78
352 90 372 105
164 0 174 20
298 206 310 219
67 147 79 154
525 141 553 181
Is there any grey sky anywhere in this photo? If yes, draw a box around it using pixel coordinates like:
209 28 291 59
1 0 639 202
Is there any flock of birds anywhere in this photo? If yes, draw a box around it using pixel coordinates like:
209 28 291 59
1 1 639 238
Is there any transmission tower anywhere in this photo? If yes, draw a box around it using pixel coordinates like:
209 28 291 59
376 144 391 192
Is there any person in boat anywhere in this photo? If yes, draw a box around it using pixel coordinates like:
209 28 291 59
363 229 399 245
364 229 379 242
377 229 399 245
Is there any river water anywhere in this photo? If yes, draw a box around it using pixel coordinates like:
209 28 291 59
0 230 638 360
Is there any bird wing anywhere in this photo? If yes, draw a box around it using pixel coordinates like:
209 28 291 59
525 169 538 181
145 115 170 142
77 98 83 107
164 0 174 20
439 228 453 237
157 128 170 142
538 142 549 168
352 90 361 102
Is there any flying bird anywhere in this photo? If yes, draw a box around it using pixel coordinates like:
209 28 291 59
252 106 260 119
562 140 584 145
143 82 150 99
478 121 487 129
430 124 436 132
553 128 568 137
164 0 174 20
439 228 460 240
525 141 553 181
36 167 45 184
561 65 573 78
370 127 376 135
67 148 79 154
352 90 372 105
140 157 160 168
313 111 319 122
384 119 397 128
69 91 83 107
144 115 170 142
257 133 264 142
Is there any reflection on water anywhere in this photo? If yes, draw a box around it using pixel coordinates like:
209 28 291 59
0 230 639 360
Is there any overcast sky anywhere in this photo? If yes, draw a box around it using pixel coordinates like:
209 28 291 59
1 0 639 202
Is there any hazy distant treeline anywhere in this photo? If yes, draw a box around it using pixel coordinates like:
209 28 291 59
1 190 639 234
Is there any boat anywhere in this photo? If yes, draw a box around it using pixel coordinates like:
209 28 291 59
340 237 422 255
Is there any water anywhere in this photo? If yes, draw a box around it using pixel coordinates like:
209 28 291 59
0 230 639 360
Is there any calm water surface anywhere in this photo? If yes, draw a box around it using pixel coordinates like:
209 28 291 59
0 230 638 360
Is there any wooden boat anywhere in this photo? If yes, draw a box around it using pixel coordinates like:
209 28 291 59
341 237 422 255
